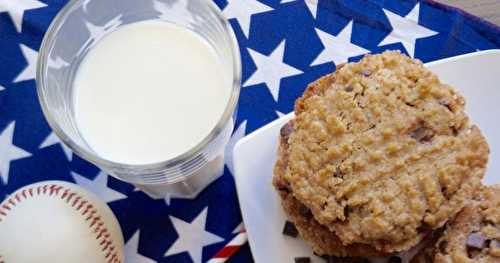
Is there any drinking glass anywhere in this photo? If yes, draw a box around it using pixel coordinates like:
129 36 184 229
36 0 241 198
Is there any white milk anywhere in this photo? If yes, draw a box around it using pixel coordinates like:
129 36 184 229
74 20 230 165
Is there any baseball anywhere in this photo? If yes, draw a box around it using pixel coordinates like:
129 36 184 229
0 181 124 263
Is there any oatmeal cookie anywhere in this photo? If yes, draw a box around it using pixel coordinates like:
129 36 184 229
283 51 489 252
274 121 441 261
273 121 387 257
413 185 500 263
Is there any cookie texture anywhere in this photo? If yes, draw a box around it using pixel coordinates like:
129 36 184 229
274 120 442 261
414 185 500 263
282 51 489 252
273 121 387 257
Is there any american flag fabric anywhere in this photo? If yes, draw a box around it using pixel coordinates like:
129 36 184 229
0 0 499 262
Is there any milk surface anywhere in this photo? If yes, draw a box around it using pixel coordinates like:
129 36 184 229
74 20 230 165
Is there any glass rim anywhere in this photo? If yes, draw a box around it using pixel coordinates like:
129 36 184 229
36 0 242 173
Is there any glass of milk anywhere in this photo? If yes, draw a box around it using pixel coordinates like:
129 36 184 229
36 0 241 199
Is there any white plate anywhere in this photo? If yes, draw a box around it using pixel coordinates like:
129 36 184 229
233 50 500 263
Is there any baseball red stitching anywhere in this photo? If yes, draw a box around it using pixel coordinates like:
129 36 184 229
0 183 121 263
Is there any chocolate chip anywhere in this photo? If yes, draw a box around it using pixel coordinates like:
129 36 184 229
485 239 491 248
298 204 313 219
343 206 352 218
466 232 487 249
294 257 311 263
282 221 299 237
333 167 343 178
361 69 372 77
467 247 481 258
388 256 402 263
438 240 448 253
405 101 415 108
410 124 434 143
321 255 338 263
320 256 364 263
345 85 354 92
280 122 294 139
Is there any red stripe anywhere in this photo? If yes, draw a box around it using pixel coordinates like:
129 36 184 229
213 245 241 258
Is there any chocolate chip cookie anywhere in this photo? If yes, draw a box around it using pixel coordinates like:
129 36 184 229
282 51 489 252
274 120 388 257
413 185 500 263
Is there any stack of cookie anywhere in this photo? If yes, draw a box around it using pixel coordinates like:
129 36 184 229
273 51 496 262
412 185 500 263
